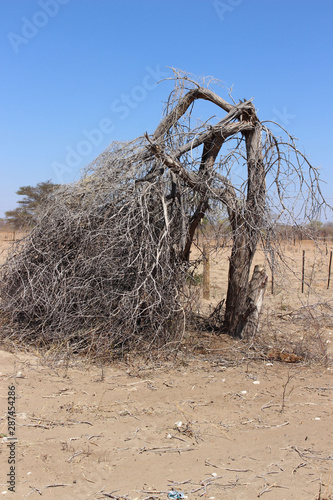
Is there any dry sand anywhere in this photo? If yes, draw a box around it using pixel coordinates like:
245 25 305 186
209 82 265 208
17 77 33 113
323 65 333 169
0 348 332 499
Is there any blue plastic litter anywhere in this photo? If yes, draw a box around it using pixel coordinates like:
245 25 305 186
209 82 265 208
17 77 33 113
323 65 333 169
168 491 185 499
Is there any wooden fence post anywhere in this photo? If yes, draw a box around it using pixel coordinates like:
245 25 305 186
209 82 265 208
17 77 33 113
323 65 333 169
328 250 332 290
203 244 210 300
271 249 275 295
302 250 305 293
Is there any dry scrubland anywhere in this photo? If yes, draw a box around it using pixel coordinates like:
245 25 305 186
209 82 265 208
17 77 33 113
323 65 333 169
0 232 333 499
194 237 333 363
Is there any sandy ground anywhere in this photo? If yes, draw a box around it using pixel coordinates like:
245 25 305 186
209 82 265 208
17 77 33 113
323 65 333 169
0 233 333 499
0 349 333 499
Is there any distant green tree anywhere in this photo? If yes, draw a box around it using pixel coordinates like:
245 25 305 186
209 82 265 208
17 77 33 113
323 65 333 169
305 219 323 239
0 218 9 229
5 181 60 229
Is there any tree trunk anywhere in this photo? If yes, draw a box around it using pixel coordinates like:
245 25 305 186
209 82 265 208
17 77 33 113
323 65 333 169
232 264 268 339
223 121 266 337
223 229 255 337
223 235 268 338
240 265 268 340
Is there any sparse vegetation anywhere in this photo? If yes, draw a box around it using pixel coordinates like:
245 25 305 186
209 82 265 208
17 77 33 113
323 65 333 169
4 180 60 229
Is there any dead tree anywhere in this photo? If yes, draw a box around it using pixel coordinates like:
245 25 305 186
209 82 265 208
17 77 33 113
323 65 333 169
142 72 324 338
0 71 326 351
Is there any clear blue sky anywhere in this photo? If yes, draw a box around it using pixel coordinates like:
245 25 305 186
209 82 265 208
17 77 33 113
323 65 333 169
1 0 332 219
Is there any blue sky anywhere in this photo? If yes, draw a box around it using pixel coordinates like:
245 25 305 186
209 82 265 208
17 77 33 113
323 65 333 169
1 0 332 219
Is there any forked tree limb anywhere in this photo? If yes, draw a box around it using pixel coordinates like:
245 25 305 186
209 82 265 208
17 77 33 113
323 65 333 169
152 87 236 140
144 133 200 190
176 120 253 158
182 135 226 261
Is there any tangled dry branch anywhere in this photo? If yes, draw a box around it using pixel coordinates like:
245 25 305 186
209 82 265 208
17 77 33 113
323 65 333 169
0 70 328 355
0 139 198 355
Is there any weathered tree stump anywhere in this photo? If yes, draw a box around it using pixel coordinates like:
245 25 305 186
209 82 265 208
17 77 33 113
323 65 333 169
234 265 268 340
